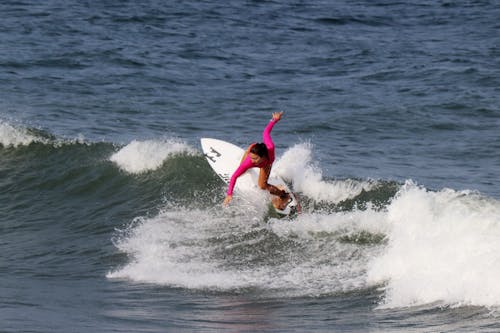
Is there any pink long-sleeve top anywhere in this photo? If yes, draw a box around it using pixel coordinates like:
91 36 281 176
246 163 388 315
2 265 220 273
226 119 277 196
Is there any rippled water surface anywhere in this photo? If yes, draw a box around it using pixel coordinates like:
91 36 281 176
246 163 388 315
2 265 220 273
1 1 500 332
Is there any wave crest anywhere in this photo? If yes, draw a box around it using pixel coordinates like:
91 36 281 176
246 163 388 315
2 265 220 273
0 121 47 147
274 142 376 203
110 139 197 174
367 181 500 308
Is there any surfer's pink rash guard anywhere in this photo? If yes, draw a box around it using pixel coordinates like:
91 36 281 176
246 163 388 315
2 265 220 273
226 119 277 196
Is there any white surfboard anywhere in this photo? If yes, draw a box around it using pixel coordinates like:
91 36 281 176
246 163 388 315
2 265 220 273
201 138 299 216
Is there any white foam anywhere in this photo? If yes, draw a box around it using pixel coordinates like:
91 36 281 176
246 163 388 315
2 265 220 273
367 181 500 308
110 138 196 173
269 207 389 240
107 204 388 297
107 208 262 289
273 143 376 203
0 121 45 147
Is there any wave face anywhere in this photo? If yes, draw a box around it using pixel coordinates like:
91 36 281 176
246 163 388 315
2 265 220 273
3 121 500 311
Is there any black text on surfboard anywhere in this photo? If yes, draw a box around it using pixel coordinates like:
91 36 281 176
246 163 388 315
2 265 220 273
205 147 221 163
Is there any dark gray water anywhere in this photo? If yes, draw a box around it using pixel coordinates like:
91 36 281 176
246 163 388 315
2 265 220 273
1 1 500 332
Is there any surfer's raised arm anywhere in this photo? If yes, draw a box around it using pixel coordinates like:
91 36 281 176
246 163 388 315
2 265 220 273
271 111 283 122
223 111 288 207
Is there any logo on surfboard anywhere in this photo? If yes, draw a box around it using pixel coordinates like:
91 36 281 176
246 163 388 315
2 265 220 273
204 146 221 163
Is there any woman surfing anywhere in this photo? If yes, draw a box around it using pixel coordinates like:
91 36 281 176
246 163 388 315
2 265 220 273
223 111 291 210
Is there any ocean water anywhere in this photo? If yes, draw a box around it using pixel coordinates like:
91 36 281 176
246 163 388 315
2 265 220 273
1 1 500 332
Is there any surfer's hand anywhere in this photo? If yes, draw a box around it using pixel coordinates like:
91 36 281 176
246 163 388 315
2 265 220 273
272 111 283 122
223 195 233 206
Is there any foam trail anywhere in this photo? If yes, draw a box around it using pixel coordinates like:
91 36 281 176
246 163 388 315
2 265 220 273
269 207 389 240
367 181 500 308
0 121 45 147
110 138 196 173
273 143 376 203
107 208 264 289
108 204 389 297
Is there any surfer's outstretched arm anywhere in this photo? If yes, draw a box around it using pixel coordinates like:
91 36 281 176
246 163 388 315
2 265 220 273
225 158 253 202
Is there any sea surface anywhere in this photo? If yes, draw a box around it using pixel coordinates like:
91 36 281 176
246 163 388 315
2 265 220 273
1 1 500 332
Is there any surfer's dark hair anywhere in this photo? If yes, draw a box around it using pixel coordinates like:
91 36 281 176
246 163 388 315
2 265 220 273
250 143 268 159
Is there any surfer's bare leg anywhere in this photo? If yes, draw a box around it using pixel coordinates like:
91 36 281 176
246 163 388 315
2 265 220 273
258 166 289 199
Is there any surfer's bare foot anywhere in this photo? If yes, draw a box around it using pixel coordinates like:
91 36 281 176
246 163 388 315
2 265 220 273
274 192 290 210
